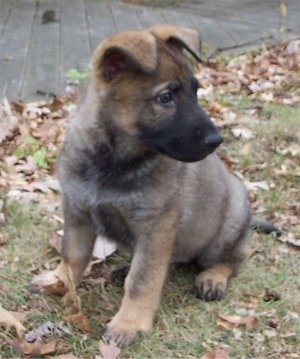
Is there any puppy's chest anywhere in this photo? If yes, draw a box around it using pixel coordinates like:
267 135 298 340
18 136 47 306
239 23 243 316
90 201 159 250
91 204 134 248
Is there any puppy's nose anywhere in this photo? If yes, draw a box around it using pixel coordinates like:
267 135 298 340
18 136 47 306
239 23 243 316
204 132 223 150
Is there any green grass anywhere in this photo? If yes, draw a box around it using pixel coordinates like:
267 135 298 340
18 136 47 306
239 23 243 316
0 101 299 358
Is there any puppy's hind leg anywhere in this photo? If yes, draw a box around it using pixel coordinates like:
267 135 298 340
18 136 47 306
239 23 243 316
194 264 233 301
194 230 249 301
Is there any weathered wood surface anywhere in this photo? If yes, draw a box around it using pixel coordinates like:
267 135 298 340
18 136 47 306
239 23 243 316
0 0 299 101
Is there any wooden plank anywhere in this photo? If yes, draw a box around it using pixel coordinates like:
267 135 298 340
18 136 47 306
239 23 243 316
60 0 91 90
160 6 196 28
173 1 274 46
0 0 36 100
0 0 12 37
134 4 166 28
84 0 117 52
188 14 236 50
20 0 60 100
109 0 142 31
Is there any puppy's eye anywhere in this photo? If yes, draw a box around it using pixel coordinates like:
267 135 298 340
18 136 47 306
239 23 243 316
156 91 173 104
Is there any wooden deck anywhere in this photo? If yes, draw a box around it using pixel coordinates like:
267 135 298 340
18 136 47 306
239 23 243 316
0 0 299 101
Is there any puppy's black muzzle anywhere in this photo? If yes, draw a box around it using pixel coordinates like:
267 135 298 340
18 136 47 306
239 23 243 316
140 104 223 162
201 131 223 156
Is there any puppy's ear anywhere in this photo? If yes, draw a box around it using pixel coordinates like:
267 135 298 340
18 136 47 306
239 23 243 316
92 31 157 80
149 24 202 62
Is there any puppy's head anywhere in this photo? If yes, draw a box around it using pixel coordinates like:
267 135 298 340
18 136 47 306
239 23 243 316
91 25 222 162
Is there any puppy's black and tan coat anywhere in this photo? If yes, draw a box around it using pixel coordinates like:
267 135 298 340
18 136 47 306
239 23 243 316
54 25 250 347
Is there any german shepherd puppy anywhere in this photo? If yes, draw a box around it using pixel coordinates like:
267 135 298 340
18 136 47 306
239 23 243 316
55 25 251 347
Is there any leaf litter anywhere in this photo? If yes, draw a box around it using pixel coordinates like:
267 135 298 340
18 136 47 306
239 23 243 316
0 40 299 357
200 348 230 359
217 314 259 331
96 340 121 359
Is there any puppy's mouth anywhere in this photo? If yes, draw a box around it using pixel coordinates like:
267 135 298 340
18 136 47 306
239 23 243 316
156 139 222 162
139 121 223 162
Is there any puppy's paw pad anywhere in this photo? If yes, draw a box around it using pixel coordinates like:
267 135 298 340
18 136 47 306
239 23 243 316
194 279 226 301
105 314 151 348
104 326 136 348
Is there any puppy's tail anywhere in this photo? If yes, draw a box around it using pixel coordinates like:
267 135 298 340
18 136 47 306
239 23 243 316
251 215 281 237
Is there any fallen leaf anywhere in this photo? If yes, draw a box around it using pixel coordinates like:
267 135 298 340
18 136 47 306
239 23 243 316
40 340 66 356
49 230 62 253
96 340 120 359
11 337 66 357
263 288 281 302
217 314 258 330
244 180 270 191
0 98 19 144
93 235 117 260
279 0 287 17
263 329 277 338
267 318 280 329
11 337 43 357
285 40 300 69
277 232 300 248
24 321 70 342
232 127 253 140
30 270 67 295
63 311 95 334
276 144 300 157
200 348 230 359
0 304 26 337
29 262 74 295
52 354 80 359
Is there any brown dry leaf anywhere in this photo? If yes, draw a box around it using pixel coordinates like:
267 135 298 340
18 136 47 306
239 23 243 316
0 234 8 245
200 348 230 359
30 262 75 296
48 96 66 112
32 263 95 334
11 337 66 357
285 40 300 69
279 0 287 17
40 340 66 356
277 232 300 248
217 314 258 330
63 311 95 334
49 230 62 253
0 305 26 337
263 288 281 302
60 270 95 334
276 144 300 157
30 270 67 295
11 338 43 357
96 340 120 359
0 98 19 144
52 354 80 359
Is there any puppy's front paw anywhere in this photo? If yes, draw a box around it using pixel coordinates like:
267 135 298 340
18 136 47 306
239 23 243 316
104 325 136 348
104 312 152 348
194 265 232 301
194 277 226 301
